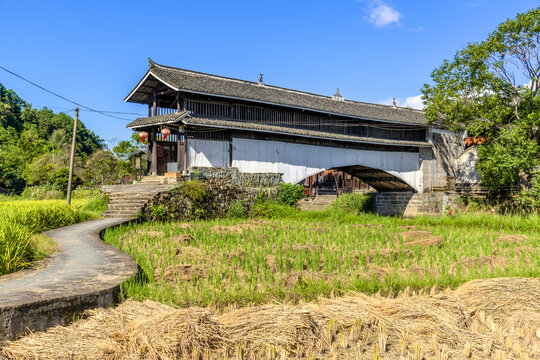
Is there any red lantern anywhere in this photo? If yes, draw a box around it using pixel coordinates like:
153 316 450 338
161 128 171 138
139 131 148 139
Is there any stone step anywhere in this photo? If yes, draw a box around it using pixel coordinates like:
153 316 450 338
107 198 154 203
107 200 148 205
106 196 156 202
106 192 157 197
103 210 140 217
102 184 176 219
106 206 147 211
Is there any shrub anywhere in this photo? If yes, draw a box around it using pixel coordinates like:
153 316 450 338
227 200 248 218
82 192 109 214
141 179 246 222
252 200 300 218
331 193 373 214
50 168 82 194
149 204 167 221
517 173 540 213
21 185 60 199
278 183 305 207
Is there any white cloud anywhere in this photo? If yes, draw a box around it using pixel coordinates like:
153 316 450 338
366 2 402 27
401 95 424 109
378 95 424 110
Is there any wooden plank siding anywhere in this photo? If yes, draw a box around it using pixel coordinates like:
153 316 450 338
155 98 428 142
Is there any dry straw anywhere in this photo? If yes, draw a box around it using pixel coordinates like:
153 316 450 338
1 277 539 359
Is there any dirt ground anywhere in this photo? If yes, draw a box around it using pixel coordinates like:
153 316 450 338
1 277 539 360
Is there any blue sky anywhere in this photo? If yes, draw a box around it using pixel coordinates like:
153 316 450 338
1 0 538 147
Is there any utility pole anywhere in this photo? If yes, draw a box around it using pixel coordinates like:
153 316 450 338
66 108 79 205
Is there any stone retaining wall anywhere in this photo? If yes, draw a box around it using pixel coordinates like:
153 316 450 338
191 167 282 188
374 192 458 216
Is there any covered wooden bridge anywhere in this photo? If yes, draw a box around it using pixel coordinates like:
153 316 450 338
125 59 444 192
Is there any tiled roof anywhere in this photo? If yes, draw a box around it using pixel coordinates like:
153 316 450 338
127 113 431 148
126 111 190 128
125 59 427 125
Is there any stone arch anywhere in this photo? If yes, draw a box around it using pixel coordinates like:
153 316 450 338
231 138 421 192
299 165 415 192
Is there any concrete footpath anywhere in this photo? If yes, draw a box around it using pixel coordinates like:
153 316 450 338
0 218 139 340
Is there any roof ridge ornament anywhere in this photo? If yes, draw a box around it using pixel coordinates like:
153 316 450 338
258 73 264 86
332 88 344 101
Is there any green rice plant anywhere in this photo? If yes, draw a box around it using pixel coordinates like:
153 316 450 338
0 222 32 275
0 198 100 276
103 209 540 309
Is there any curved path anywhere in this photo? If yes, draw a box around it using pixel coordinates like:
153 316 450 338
0 218 138 340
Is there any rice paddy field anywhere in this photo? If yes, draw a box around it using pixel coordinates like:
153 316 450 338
0 198 102 275
2 210 539 360
103 212 540 308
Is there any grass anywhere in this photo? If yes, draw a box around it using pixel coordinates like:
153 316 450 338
103 210 540 309
0 197 106 276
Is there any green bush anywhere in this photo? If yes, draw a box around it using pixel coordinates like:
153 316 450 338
149 204 167 221
278 183 305 207
252 200 300 218
227 200 248 218
517 173 540 213
331 193 373 214
21 185 62 199
141 179 246 222
50 168 82 194
82 192 109 214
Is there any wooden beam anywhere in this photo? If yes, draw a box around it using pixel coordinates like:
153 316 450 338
181 96 187 111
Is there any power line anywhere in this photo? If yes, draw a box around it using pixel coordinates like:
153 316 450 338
32 105 144 116
0 65 136 121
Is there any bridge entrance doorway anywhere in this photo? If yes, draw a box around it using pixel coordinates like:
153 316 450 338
300 170 374 197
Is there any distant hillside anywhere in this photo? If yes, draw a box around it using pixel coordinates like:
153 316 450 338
0 83 104 193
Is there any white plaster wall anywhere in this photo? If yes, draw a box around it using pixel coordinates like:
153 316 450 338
187 139 230 168
232 138 420 190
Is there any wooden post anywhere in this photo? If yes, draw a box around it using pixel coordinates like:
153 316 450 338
66 108 79 205
150 131 158 174
177 131 184 171
333 170 340 197
228 139 233 167
176 93 181 112
152 94 157 117
183 138 188 170
148 100 152 117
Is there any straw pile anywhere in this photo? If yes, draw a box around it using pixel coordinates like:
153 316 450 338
1 277 539 359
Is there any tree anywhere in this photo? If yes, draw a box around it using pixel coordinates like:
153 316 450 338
51 167 82 194
112 132 147 178
0 84 26 131
0 83 105 193
23 153 58 186
422 8 540 191
83 150 120 185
